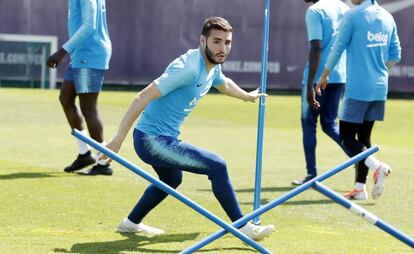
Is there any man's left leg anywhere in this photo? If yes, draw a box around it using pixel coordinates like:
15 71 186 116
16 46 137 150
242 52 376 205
77 93 112 175
320 83 352 157
129 132 274 240
357 120 391 199
74 68 111 176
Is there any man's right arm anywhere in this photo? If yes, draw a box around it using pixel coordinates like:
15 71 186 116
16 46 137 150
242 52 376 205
307 40 322 109
104 83 161 158
62 0 97 54
386 21 402 70
318 12 353 95
304 8 323 109
47 0 97 68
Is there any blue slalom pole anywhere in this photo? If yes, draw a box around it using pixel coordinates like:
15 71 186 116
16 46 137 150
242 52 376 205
71 130 272 254
314 181 414 249
253 0 271 225
182 147 379 253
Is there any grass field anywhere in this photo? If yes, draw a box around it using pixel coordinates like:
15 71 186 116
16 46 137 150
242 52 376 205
0 88 413 254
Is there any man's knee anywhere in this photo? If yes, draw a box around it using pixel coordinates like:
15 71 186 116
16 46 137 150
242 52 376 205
79 96 99 119
301 117 317 131
59 81 77 109
80 104 98 119
321 120 335 133
162 172 183 189
208 155 228 179
59 90 75 109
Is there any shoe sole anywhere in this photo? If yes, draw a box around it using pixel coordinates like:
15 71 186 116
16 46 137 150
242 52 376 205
117 228 140 233
77 171 113 176
344 191 368 200
346 195 368 200
372 168 391 200
64 159 96 173
117 226 164 235
255 226 275 241
241 226 275 243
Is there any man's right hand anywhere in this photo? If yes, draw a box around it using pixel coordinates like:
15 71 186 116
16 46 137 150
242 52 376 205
98 138 123 163
47 48 67 68
307 86 320 110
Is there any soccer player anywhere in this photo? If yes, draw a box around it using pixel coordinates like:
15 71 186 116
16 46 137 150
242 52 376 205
292 0 350 186
47 0 112 175
316 0 401 200
102 17 275 239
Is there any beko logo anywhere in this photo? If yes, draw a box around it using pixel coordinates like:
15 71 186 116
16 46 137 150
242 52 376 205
367 31 388 47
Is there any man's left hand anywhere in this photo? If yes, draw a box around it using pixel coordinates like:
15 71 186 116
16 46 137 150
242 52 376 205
245 88 267 102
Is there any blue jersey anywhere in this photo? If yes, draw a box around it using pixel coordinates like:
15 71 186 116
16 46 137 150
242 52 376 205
136 49 226 137
302 0 349 85
63 0 112 70
325 0 401 101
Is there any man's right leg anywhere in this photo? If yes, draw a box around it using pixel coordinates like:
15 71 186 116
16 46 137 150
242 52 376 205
320 84 354 158
127 166 183 224
128 129 274 239
117 166 182 235
59 80 95 172
133 129 244 223
294 85 318 185
340 120 369 200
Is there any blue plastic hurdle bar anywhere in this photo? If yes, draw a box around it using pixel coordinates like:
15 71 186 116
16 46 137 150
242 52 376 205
181 147 379 253
71 129 272 254
253 0 271 225
314 181 414 248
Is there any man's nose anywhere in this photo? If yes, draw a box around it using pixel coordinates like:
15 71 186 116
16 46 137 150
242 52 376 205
219 43 226 52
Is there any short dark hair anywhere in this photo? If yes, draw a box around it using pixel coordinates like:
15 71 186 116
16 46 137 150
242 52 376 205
201 17 233 37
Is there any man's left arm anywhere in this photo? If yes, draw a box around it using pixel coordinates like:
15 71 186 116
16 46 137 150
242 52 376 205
386 22 402 70
215 77 266 102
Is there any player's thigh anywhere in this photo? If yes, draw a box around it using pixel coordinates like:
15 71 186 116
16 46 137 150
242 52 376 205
59 68 76 105
133 130 224 175
71 67 105 94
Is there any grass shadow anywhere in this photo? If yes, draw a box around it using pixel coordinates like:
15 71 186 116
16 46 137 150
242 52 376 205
53 233 199 254
240 199 335 206
198 186 294 193
0 171 74 180
281 199 335 206
53 232 255 253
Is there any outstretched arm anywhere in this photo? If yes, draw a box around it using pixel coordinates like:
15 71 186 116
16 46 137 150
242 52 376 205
102 83 161 160
215 77 266 102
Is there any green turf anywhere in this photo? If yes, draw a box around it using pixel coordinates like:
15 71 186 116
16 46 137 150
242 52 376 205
0 88 413 254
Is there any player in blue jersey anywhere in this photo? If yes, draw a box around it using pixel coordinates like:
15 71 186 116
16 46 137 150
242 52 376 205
316 0 401 200
98 17 274 240
100 17 275 239
292 0 350 186
47 0 112 175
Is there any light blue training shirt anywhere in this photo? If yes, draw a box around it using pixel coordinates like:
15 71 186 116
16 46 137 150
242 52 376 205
302 0 349 85
325 0 401 101
136 48 226 137
63 0 112 70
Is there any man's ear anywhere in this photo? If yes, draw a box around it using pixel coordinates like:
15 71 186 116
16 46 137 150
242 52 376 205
200 35 206 47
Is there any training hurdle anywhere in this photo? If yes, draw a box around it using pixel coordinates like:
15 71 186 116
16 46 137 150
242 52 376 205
72 129 272 253
253 0 271 225
182 147 376 252
71 130 414 253
313 182 414 248
183 148 414 253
